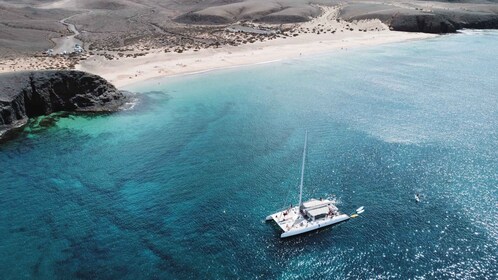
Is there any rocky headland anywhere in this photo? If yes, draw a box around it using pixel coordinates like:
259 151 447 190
339 2 498 34
0 70 127 139
176 1 498 34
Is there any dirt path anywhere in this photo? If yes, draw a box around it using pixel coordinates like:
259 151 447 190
51 14 83 54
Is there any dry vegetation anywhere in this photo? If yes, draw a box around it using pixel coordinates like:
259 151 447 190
0 0 497 73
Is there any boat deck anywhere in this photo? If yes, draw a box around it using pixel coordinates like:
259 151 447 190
266 199 349 236
265 132 351 238
267 206 304 232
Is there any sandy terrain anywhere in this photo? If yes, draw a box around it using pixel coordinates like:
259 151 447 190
75 7 436 88
1 5 438 87
0 0 496 56
0 0 496 88
51 15 83 54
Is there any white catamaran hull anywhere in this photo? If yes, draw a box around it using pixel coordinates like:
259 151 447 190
280 214 350 238
266 132 352 238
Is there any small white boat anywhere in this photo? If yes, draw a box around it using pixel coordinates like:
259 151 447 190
266 131 349 238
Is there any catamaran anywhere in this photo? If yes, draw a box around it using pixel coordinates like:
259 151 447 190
266 131 352 238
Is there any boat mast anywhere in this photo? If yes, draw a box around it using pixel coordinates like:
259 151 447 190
298 130 307 209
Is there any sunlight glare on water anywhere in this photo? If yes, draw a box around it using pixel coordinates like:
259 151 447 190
0 31 497 279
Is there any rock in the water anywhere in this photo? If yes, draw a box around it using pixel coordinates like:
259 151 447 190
0 70 127 138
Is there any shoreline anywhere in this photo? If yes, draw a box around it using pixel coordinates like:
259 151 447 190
77 30 437 89
75 7 438 88
0 6 439 89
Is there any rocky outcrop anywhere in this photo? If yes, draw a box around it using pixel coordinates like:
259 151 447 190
390 13 457 33
340 3 498 34
0 70 127 138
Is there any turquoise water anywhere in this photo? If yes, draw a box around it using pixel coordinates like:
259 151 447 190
1 31 497 279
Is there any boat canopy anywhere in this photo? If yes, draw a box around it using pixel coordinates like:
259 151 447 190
302 199 333 210
266 131 351 238
306 207 330 218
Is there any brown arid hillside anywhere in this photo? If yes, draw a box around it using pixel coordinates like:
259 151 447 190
0 0 497 57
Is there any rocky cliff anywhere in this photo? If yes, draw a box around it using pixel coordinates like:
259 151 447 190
340 3 498 34
0 70 127 138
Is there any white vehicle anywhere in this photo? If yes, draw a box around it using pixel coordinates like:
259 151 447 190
266 131 350 238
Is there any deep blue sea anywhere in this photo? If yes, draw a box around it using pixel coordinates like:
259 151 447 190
1 31 497 279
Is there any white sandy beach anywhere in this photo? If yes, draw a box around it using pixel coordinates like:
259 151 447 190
76 8 437 88
0 7 437 88
78 30 436 89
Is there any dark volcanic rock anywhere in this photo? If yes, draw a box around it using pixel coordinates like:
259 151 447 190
340 3 498 34
390 13 457 33
0 70 126 137
438 9 498 30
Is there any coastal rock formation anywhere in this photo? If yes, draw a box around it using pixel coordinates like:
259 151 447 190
389 13 457 34
0 70 126 136
339 3 498 34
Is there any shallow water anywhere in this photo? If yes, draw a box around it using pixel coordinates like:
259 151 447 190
1 31 497 279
